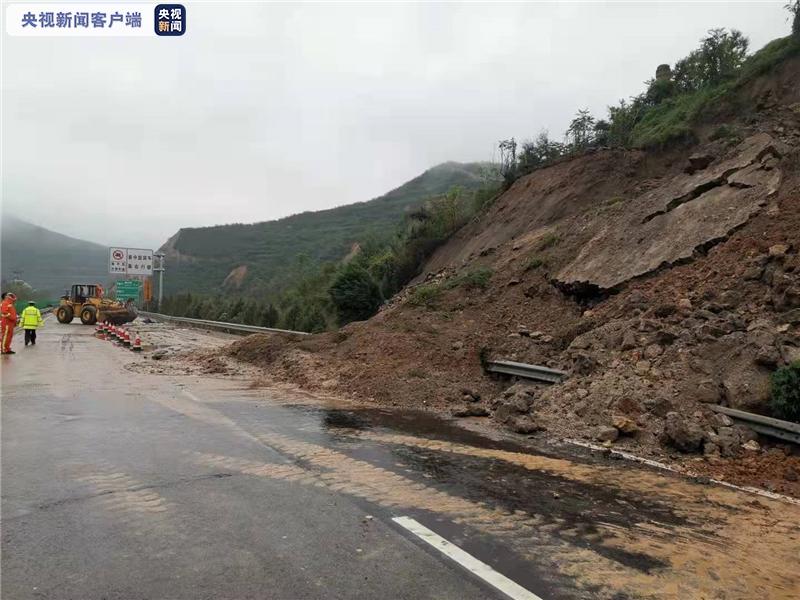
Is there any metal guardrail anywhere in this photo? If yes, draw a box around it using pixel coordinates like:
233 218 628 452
710 405 800 445
486 360 567 384
138 311 310 337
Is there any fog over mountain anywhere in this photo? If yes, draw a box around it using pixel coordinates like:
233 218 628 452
3 2 786 249
1 214 109 295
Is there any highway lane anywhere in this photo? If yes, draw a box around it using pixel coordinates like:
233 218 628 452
2 322 799 599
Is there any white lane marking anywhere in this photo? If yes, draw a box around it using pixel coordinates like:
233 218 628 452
392 516 544 600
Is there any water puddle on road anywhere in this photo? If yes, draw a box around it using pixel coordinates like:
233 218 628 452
197 399 800 599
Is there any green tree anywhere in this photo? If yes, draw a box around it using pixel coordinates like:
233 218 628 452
260 303 279 328
565 109 596 152
605 96 648 148
329 263 383 324
645 77 676 105
228 298 245 322
770 362 800 422
674 29 749 90
281 303 303 331
242 300 259 325
498 138 517 184
517 130 565 171
300 306 327 333
440 186 465 233
199 298 220 320
700 28 749 84
187 299 203 318
788 2 800 38
593 119 611 146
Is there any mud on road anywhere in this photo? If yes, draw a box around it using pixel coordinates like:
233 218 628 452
123 323 800 599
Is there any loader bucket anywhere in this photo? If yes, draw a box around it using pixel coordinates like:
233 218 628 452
99 304 138 326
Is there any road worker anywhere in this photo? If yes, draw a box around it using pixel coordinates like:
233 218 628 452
1 292 19 355
20 301 44 347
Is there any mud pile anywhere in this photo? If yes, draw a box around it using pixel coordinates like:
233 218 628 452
223 57 800 494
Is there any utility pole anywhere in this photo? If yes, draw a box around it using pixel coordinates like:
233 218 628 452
154 253 166 311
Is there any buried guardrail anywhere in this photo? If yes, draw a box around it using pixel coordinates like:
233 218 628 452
138 311 310 337
486 360 567 384
709 405 800 445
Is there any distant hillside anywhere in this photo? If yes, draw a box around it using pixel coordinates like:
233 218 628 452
1 214 109 296
160 161 492 295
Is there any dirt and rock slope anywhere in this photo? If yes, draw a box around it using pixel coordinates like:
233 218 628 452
190 56 800 495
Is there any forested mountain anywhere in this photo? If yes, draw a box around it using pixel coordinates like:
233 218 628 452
1 214 109 296
159 161 492 296
158 29 800 335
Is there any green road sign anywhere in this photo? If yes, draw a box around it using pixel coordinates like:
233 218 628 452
115 280 141 301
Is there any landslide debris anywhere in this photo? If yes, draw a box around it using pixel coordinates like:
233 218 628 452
217 56 800 495
556 133 786 292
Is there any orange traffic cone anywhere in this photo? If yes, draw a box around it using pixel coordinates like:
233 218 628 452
123 331 131 348
132 335 142 352
109 325 116 340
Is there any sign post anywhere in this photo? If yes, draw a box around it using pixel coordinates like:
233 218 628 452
109 247 154 276
154 253 166 310
115 280 142 302
109 247 162 307
109 248 127 274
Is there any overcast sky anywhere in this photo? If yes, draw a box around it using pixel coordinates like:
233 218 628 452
1 1 789 249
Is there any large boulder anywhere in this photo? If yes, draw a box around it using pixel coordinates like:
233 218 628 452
492 384 536 424
663 412 705 452
721 366 772 410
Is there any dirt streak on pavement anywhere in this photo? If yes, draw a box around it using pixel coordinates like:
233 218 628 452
191 416 800 599
49 323 799 599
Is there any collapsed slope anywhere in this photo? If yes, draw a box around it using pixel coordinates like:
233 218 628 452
221 55 800 492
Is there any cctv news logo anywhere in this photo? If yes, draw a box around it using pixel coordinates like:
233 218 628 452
5 3 186 37
154 4 185 36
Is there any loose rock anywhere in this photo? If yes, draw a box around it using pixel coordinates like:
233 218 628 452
768 244 790 258
663 412 704 452
452 405 490 418
595 425 619 443
742 440 761 452
508 415 543 434
612 415 638 435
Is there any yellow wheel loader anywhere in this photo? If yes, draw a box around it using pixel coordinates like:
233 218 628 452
55 284 137 326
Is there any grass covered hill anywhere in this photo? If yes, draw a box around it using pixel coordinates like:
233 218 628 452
160 161 492 296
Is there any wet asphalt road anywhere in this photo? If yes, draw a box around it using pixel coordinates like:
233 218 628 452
2 322 799 599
